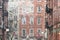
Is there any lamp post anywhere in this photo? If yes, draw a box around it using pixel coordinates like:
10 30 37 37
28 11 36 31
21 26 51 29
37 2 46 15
6 28 9 40
26 35 29 40
6 28 9 32
41 32 44 40
44 29 48 40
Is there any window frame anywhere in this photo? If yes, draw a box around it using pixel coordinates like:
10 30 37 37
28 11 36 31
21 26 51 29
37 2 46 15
37 28 41 34
22 16 26 24
22 28 26 36
30 16 34 25
29 28 34 36
0 1 2 8
37 17 41 25
37 6 41 13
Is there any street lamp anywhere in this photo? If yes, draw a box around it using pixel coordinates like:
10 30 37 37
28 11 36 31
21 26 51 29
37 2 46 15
26 35 29 40
6 28 9 32
41 31 45 40
6 28 9 40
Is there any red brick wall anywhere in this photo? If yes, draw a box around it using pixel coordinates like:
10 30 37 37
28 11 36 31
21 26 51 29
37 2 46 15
19 0 46 37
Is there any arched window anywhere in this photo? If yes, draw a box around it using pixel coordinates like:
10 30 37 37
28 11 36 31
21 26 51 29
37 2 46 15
22 16 26 24
37 6 41 13
37 17 41 25
30 16 34 24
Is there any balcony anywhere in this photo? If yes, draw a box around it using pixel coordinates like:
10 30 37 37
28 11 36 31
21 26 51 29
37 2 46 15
46 5 53 14
45 21 53 29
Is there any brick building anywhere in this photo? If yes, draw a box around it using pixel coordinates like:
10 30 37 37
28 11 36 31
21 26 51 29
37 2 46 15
53 0 60 40
0 0 8 40
0 0 3 40
19 0 46 40
46 0 60 40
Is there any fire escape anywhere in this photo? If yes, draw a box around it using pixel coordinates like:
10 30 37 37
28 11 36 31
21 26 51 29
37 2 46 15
45 0 53 40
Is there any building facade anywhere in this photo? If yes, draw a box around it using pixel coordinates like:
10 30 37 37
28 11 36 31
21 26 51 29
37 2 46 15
19 0 46 40
53 0 60 40
8 0 20 40
0 0 3 40
46 0 60 40
0 0 8 40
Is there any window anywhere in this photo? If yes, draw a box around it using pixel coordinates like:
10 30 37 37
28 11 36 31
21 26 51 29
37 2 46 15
37 6 41 13
37 0 41 2
37 17 40 25
14 16 17 21
37 28 41 34
30 17 34 24
22 3 26 13
0 1 2 8
29 28 34 36
26 4 34 13
22 29 26 36
22 17 26 24
14 23 17 29
30 5 34 13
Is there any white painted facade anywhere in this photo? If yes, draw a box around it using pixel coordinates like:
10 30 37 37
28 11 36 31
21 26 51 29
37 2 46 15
20 0 34 14
8 0 20 40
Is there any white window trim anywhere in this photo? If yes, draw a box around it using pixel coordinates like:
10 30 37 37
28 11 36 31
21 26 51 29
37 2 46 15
30 16 34 25
22 28 26 36
29 28 34 36
37 28 41 34
37 6 41 13
30 5 34 13
26 4 34 13
22 16 26 24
